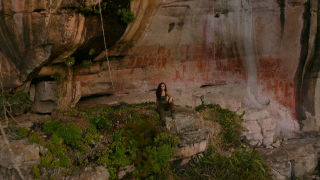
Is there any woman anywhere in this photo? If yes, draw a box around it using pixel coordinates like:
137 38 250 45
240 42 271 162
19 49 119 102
155 82 176 125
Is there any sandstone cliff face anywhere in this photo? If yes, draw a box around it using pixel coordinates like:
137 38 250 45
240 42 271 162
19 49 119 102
1 0 320 138
0 0 128 88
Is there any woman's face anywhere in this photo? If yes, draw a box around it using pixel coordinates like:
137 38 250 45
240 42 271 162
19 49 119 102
161 84 166 91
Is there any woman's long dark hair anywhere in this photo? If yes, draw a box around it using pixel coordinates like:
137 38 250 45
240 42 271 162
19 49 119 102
156 82 167 100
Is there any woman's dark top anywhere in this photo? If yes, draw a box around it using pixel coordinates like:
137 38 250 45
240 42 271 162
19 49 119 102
159 95 167 103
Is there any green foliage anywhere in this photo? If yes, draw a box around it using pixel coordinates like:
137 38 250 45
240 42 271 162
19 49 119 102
0 88 32 115
147 144 173 174
17 127 28 139
88 48 95 56
54 73 62 82
63 171 72 176
108 167 117 180
64 56 75 67
117 8 135 24
55 123 82 145
43 120 63 133
82 60 93 69
86 124 97 135
47 134 67 157
88 115 112 129
195 104 243 147
40 134 69 169
195 103 216 112
184 147 272 180
85 7 93 11
28 132 42 144
95 120 179 179
59 156 72 167
40 156 59 169
32 166 41 179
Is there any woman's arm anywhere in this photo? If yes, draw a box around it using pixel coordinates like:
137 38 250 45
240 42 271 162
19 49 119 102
166 91 173 103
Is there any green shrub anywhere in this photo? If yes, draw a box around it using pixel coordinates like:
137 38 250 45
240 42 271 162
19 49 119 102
86 124 97 135
117 8 135 24
82 60 93 69
43 120 63 133
40 155 59 169
55 123 82 145
195 104 243 147
47 134 67 157
184 147 272 180
54 73 62 82
88 49 95 56
0 88 32 115
88 115 112 129
85 7 93 11
32 166 41 179
28 132 42 144
147 144 173 174
59 156 72 167
17 127 28 139
64 56 75 67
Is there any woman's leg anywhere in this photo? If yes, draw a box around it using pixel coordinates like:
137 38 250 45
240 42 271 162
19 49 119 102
156 103 166 123
165 100 176 119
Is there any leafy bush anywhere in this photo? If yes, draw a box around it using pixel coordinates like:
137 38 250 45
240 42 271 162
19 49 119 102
64 56 75 67
88 115 112 129
86 124 97 135
17 127 28 139
82 60 93 69
117 8 135 24
28 132 42 144
184 147 272 180
43 120 63 133
55 123 82 145
54 73 62 82
32 166 41 179
47 134 67 157
195 104 243 147
147 144 173 174
88 49 95 56
59 156 72 167
0 88 32 115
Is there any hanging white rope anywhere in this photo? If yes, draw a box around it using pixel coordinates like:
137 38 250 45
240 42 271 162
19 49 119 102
98 0 118 101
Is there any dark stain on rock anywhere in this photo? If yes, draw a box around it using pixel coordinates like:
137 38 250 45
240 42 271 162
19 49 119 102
168 22 175 33
32 9 46 12
214 13 220 18
277 0 286 40
178 21 184 27
294 1 312 127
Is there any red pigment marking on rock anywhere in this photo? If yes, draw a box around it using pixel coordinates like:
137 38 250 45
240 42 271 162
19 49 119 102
259 56 296 117
135 57 143 67
142 55 149 67
158 45 166 56
128 57 135 67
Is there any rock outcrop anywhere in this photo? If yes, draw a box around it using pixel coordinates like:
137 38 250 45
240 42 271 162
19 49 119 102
0 139 40 180
239 108 277 147
0 107 214 180
257 137 320 180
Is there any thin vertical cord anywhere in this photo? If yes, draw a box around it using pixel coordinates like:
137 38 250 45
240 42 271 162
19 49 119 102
98 0 118 100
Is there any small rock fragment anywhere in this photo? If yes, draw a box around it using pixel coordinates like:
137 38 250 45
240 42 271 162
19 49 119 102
265 145 273 149
272 140 281 148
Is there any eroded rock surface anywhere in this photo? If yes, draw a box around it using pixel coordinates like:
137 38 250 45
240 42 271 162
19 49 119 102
257 137 320 180
0 139 40 180
163 107 214 159
238 108 277 146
